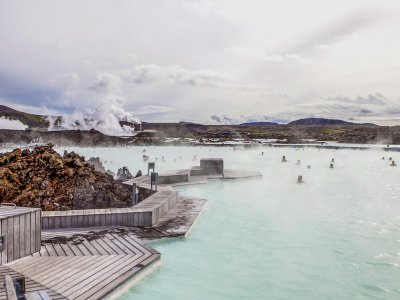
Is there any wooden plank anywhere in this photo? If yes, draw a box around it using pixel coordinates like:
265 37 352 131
41 217 48 230
19 213 25 259
7 217 13 264
116 210 122 225
90 238 117 255
73 240 92 256
63 241 84 256
36 211 41 252
38 246 49 257
60 216 67 229
111 213 117 226
1 219 6 265
74 254 153 300
47 215 54 230
104 234 132 254
65 216 72 229
80 239 101 255
29 257 96 285
13 215 20 261
88 213 95 227
31 213 36 254
43 244 58 257
133 212 139 226
101 235 126 255
4 275 17 300
127 211 134 227
77 214 84 228
85 239 111 255
24 213 31 256
50 243 67 256
71 215 78 228
30 256 113 292
108 233 142 255
62 255 143 299
85 253 160 300
0 265 67 300
115 233 148 255
54 216 61 229
57 243 75 257
6 256 53 275
14 256 79 282
122 213 128 226
15 256 74 278
25 291 51 300
0 219 2 265
47 255 130 295
94 213 101 227
105 214 112 226
83 211 90 227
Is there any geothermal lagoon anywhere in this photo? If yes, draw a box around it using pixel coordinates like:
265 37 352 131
42 145 400 300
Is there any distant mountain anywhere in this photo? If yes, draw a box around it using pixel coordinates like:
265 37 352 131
239 121 278 126
288 118 377 126
0 105 51 128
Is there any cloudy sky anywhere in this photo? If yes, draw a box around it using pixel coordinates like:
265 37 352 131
1 0 400 125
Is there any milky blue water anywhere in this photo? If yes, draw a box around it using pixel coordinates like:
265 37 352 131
53 145 400 299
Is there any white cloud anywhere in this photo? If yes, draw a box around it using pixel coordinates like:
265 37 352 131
88 73 123 96
0 0 400 125
230 47 312 65
120 65 232 88
210 93 400 125
135 105 176 115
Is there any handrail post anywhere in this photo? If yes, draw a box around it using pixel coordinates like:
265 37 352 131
4 275 17 300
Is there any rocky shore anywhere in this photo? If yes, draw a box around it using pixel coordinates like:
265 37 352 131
2 123 400 147
0 145 131 210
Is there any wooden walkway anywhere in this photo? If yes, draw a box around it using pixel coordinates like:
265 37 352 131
41 189 179 229
41 195 207 242
5 228 160 300
0 175 208 299
0 265 67 300
153 195 207 237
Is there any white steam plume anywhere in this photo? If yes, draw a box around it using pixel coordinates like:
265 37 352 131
51 73 141 136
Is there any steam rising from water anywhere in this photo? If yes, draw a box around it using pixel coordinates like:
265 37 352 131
54 99 140 136
50 73 141 136
54 145 400 300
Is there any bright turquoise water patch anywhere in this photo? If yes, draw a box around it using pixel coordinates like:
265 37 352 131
53 146 400 299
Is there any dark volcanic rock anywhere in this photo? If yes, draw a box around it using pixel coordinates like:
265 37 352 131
0 145 131 210
87 157 107 173
116 166 133 182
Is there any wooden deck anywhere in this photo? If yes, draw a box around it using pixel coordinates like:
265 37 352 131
153 195 207 237
41 189 179 229
0 173 208 299
41 194 207 242
5 228 160 300
0 265 67 300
